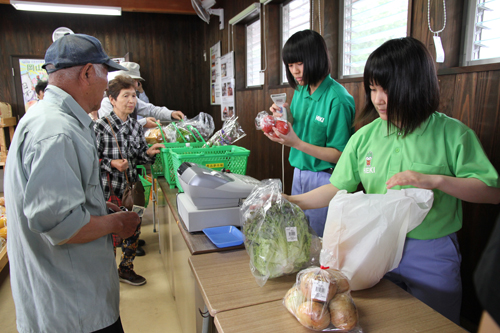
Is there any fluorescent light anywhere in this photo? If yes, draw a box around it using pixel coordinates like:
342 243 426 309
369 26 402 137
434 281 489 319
10 1 121 16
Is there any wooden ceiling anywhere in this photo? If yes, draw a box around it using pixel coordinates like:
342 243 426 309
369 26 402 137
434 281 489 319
0 0 196 14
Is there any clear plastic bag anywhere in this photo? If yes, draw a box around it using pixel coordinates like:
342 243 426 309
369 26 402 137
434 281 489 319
181 112 214 140
144 127 166 144
283 259 362 332
240 179 321 286
203 116 246 147
255 110 275 132
322 189 434 290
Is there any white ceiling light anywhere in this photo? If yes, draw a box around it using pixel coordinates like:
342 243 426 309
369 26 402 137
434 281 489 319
10 0 122 16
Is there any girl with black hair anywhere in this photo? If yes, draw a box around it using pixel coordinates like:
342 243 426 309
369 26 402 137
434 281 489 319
267 30 355 237
286 36 500 324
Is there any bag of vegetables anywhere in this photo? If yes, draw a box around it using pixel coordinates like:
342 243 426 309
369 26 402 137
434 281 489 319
240 179 321 287
283 251 361 332
202 116 246 147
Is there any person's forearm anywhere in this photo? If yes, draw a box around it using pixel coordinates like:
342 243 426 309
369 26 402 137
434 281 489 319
435 176 500 204
286 183 339 210
478 311 500 333
137 99 171 121
294 141 342 164
65 214 119 244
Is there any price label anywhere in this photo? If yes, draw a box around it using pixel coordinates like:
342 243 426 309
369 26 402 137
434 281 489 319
311 280 329 302
286 227 298 242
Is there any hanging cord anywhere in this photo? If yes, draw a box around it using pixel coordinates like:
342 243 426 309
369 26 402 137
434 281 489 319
312 0 314 32
318 0 321 35
282 144 285 193
427 0 446 36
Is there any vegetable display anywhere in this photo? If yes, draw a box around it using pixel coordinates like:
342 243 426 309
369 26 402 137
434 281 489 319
240 179 320 287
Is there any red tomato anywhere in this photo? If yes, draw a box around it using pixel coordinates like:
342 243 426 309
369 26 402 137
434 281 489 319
276 121 289 135
261 115 275 133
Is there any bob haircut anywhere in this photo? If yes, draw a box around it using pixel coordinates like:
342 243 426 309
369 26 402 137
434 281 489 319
357 37 440 136
107 75 136 100
282 30 331 90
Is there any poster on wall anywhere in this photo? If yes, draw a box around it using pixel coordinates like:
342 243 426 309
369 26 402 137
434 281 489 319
19 59 48 112
220 51 234 80
220 52 235 120
210 42 222 105
221 77 235 121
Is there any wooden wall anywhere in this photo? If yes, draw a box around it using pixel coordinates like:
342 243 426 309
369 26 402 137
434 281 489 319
0 0 499 328
0 4 206 119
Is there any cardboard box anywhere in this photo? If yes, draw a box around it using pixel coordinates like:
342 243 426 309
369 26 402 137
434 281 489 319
0 103 12 119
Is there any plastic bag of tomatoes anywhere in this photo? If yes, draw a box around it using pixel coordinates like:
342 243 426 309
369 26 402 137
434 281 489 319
255 111 289 138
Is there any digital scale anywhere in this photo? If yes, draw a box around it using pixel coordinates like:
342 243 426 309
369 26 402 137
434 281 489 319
176 162 260 232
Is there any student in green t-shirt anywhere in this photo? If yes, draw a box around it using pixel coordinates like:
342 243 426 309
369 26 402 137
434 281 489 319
286 37 500 324
266 30 355 237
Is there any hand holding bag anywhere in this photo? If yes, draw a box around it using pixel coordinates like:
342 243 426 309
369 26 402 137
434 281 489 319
106 117 145 211
321 189 434 290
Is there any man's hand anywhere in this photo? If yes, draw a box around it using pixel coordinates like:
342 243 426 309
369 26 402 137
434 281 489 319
113 211 141 239
106 201 120 213
144 117 159 128
110 159 129 172
171 111 185 120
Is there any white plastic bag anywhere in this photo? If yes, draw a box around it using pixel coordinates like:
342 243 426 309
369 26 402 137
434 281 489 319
322 189 434 290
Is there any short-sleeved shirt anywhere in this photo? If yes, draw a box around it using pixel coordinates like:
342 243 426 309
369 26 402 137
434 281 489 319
289 75 355 172
5 85 119 332
331 112 499 240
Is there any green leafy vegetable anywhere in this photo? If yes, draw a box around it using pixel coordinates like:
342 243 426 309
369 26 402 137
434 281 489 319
242 198 312 279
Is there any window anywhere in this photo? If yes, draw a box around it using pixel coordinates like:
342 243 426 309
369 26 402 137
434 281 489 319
464 0 500 66
281 0 311 83
246 19 262 87
341 0 409 77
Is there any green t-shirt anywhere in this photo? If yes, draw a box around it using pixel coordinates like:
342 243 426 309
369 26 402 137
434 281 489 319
289 75 355 172
330 112 499 240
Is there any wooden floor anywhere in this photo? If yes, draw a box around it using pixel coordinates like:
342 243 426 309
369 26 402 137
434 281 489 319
0 204 182 333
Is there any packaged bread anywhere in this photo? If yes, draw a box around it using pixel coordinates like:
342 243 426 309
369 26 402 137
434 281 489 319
144 128 165 144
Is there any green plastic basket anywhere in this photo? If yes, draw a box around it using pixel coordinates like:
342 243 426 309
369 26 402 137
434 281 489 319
150 121 206 179
170 145 250 192
137 165 152 208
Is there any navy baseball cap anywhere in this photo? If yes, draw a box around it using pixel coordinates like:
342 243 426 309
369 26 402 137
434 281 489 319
42 34 127 74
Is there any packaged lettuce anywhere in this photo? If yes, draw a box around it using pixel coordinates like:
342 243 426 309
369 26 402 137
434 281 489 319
240 179 321 287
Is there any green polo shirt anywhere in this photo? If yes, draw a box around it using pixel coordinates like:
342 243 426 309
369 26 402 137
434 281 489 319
289 75 355 172
331 112 499 240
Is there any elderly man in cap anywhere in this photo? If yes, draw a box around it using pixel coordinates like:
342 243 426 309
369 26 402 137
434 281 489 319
98 61 184 128
5 34 141 333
